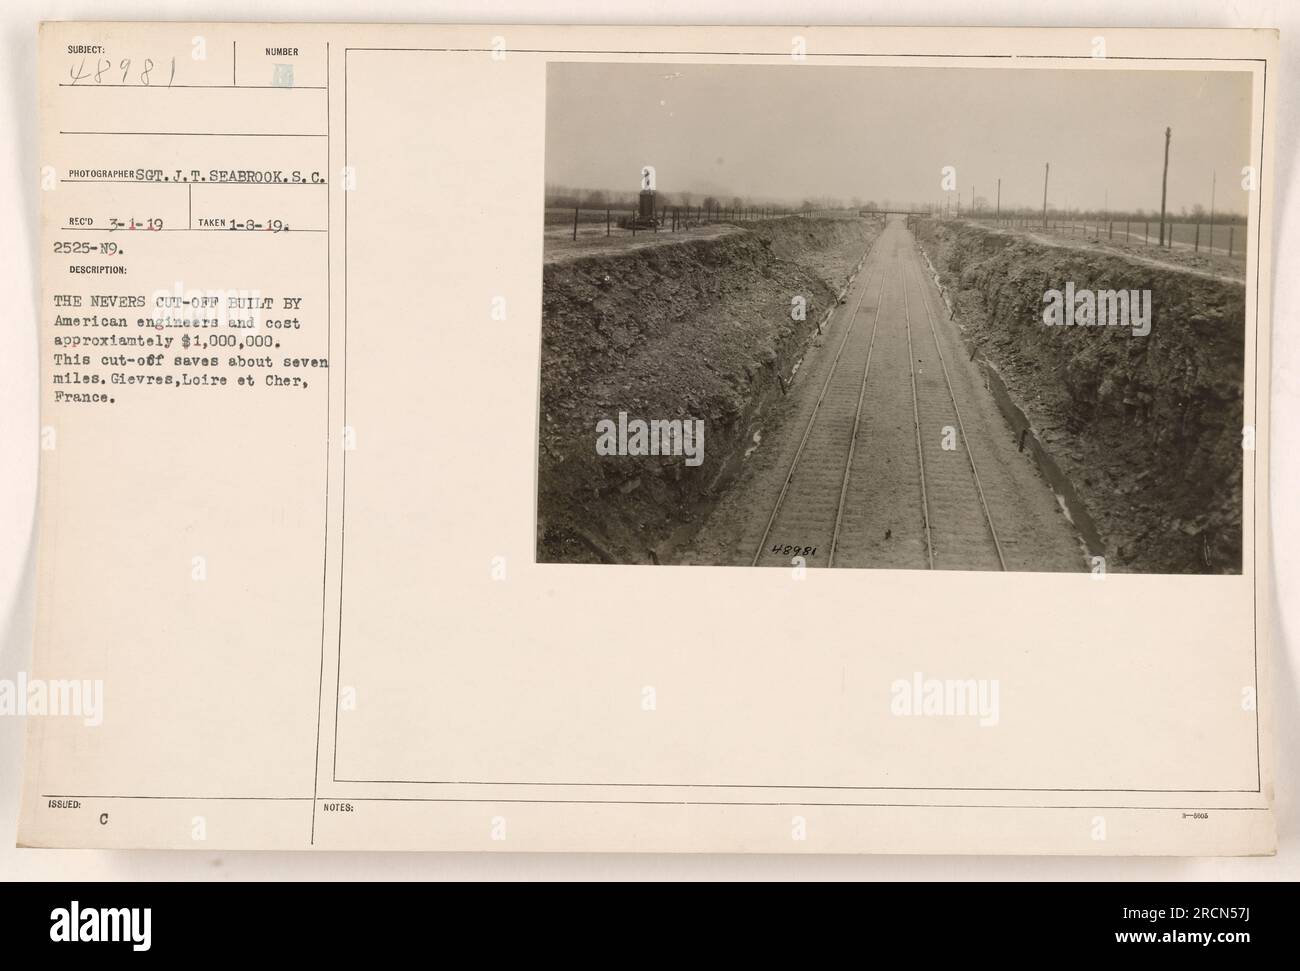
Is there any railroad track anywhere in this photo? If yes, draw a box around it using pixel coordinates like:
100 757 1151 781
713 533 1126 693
901 246 1006 571
748 242 886 567
751 218 1006 571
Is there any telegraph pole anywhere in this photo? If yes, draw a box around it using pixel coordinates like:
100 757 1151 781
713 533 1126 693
1041 163 1050 229
1158 126 1172 248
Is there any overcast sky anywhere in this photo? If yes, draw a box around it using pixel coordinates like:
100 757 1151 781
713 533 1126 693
546 63 1254 216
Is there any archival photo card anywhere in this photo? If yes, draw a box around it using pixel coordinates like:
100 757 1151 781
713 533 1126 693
21 23 1275 855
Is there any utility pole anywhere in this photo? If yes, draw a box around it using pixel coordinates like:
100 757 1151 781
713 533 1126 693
1042 163 1050 229
1158 126 1172 248
1208 169 1217 256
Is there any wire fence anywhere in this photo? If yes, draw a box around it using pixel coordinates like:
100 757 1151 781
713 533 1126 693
544 205 857 242
954 213 1246 260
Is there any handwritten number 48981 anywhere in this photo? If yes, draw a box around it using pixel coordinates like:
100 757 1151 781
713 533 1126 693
69 56 176 87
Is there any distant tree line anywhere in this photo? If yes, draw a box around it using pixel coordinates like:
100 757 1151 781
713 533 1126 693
544 183 853 213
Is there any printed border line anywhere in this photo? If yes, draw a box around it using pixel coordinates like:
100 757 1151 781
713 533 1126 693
1252 60 1266 793
330 780 1263 793
310 41 332 846
40 793 1270 811
331 47 1265 811
343 48 1265 62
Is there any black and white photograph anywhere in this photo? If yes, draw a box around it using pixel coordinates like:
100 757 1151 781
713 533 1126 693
538 63 1251 573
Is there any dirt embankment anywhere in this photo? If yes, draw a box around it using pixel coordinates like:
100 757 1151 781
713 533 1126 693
912 219 1245 574
538 216 880 563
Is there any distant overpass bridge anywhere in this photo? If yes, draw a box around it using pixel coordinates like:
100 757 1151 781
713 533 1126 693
858 208 932 217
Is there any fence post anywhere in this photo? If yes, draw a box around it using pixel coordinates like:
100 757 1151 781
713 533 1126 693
572 206 579 242
1194 223 1200 252
1228 225 1234 257
606 208 610 237
1144 221 1149 244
